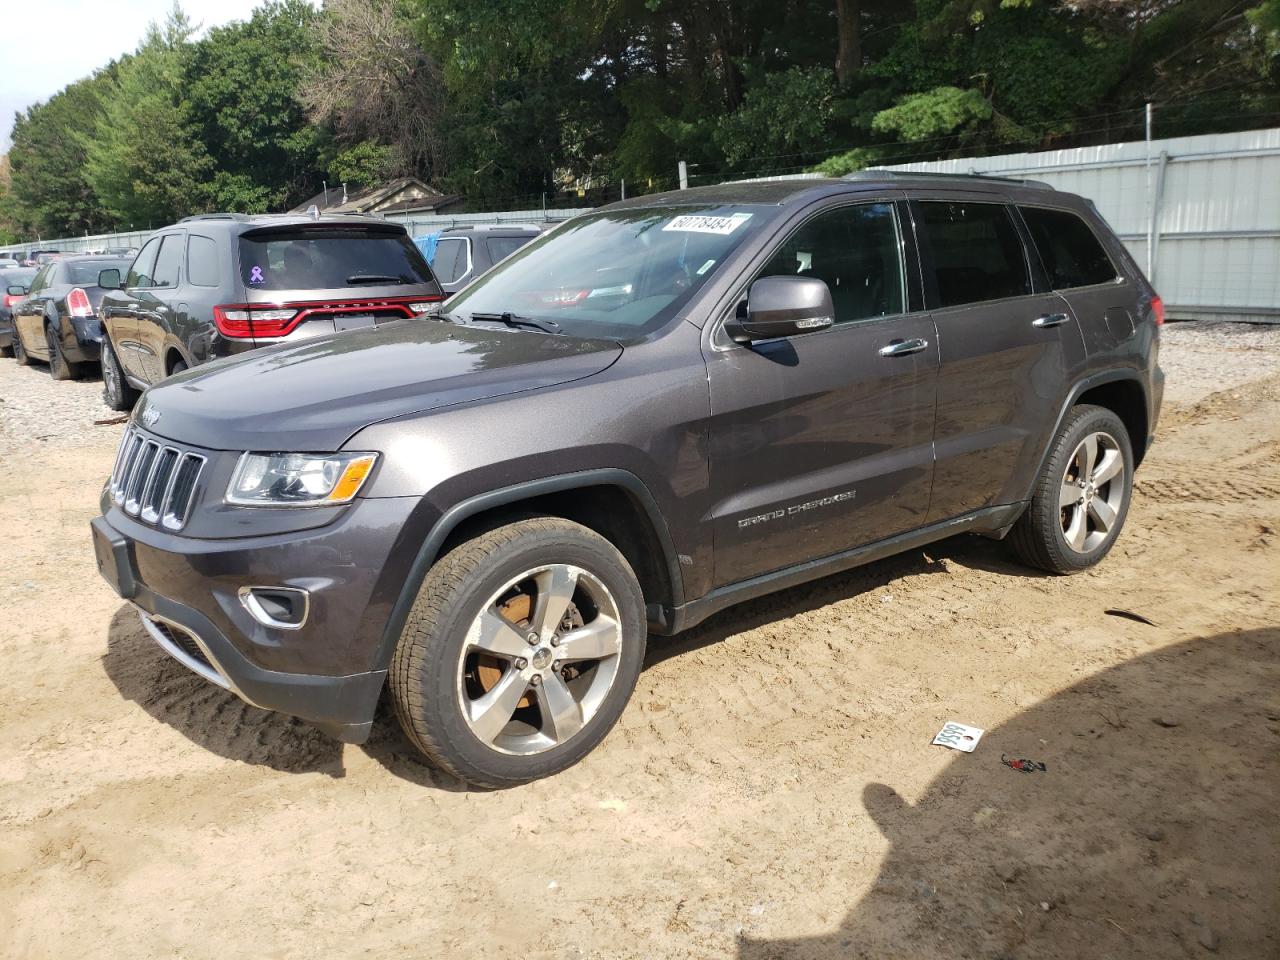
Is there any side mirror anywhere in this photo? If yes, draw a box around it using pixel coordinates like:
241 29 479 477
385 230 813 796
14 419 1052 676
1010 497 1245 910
6 285 25 296
726 276 835 344
98 268 122 290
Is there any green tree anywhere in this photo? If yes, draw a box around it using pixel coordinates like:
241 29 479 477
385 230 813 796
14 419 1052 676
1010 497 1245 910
186 0 322 212
83 5 213 227
6 70 116 237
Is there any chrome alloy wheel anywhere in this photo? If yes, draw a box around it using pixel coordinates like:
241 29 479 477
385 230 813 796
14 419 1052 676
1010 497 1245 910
1059 430 1125 554
456 564 623 756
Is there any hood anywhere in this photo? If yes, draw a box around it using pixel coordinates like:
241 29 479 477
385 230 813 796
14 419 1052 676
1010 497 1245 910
136 320 622 451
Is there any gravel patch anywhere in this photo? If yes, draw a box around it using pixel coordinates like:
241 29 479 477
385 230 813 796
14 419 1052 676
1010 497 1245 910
0 359 121 454
1159 320 1280 406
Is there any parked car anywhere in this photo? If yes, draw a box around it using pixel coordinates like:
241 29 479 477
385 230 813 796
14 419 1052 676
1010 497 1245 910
96 213 444 410
0 266 38 357
424 224 545 297
0 258 19 269
9 255 131 378
91 172 1163 787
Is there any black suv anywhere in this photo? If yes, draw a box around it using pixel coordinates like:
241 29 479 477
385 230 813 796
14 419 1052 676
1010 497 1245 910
91 173 1163 787
428 224 545 297
97 213 444 409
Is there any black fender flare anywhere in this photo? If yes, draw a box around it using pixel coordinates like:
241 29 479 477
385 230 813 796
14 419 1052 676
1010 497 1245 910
1022 368 1149 502
370 468 685 671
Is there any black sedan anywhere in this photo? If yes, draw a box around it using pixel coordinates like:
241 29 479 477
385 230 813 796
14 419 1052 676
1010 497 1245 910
0 266 38 357
10 255 130 379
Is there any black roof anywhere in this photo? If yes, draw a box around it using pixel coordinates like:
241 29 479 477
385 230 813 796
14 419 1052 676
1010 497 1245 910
607 170 1057 213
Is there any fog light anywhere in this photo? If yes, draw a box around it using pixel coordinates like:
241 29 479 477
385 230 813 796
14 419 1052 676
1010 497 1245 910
239 586 310 630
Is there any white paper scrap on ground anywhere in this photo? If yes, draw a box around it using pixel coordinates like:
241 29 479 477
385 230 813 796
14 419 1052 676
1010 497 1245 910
932 721 984 753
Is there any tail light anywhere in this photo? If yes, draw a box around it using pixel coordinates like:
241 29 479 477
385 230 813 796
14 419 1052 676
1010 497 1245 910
214 296 444 339
67 287 94 318
1150 295 1165 326
213 305 300 338
3 293 22 308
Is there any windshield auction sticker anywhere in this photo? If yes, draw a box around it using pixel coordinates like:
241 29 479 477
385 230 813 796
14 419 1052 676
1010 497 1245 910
663 212 753 235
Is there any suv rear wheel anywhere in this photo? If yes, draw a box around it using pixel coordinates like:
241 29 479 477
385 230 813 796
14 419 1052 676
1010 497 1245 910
390 517 646 787
1009 404 1133 574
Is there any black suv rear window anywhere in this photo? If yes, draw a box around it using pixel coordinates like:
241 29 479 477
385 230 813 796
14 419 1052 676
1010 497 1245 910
1019 206 1118 289
238 229 435 291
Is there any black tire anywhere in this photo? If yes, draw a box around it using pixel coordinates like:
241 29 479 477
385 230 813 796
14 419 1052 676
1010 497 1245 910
390 517 647 788
46 323 81 381
101 336 139 411
169 359 188 376
1009 404 1134 574
12 324 33 366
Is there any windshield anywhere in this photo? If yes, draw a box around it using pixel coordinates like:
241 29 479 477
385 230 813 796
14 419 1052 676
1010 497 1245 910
443 205 769 339
238 229 436 291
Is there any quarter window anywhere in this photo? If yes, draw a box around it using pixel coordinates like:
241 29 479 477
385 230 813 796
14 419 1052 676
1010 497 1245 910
152 235 184 289
919 201 1031 307
127 238 162 289
755 202 905 324
187 235 219 287
1019 206 1118 289
432 238 469 284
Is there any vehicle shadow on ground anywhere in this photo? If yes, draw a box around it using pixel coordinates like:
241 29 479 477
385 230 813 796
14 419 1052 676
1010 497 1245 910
737 626 1280 960
98 534 1040 788
101 603 346 777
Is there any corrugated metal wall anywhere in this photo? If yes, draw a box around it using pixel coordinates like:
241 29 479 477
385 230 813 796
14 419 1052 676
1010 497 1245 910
883 128 1280 322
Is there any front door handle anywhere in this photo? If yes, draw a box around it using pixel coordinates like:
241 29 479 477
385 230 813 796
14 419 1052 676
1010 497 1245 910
1032 313 1070 328
879 338 929 357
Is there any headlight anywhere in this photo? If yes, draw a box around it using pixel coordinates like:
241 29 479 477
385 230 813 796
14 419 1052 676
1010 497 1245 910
226 452 378 507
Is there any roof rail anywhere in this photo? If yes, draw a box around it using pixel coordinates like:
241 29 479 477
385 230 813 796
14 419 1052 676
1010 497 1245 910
843 169 1055 190
178 213 255 223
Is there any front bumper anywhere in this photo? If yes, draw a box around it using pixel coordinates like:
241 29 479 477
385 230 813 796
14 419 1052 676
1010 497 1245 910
90 492 422 743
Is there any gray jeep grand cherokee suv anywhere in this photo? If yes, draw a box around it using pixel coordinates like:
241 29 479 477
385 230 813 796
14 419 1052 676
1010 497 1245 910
91 172 1163 787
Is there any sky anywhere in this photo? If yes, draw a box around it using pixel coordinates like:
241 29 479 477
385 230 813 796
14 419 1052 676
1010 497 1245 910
0 0 317 151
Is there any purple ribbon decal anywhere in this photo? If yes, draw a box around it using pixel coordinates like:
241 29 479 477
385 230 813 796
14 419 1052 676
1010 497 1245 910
249 265 264 284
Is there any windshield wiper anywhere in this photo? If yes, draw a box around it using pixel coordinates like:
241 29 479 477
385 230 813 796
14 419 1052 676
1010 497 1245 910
347 274 407 285
468 311 562 334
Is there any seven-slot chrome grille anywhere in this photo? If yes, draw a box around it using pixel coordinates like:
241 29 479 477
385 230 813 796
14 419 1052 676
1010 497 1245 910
109 427 207 530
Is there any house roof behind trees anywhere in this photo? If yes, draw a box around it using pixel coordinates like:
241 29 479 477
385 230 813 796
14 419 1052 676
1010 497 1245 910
291 177 464 216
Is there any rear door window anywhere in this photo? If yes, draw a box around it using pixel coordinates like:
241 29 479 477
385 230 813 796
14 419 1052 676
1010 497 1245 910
1019 206 1118 289
238 229 436 291
432 238 469 284
918 201 1031 307
28 265 51 294
151 235 184 289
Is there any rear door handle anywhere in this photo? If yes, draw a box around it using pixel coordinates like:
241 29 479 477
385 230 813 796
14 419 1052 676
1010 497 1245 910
1032 313 1070 328
878 338 929 357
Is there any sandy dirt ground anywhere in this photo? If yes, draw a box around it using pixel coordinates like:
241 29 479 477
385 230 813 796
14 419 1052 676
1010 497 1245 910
0 324 1277 960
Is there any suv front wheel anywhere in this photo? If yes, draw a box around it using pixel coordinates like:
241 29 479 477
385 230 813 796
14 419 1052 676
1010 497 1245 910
390 517 647 787
101 337 139 411
1010 404 1134 574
